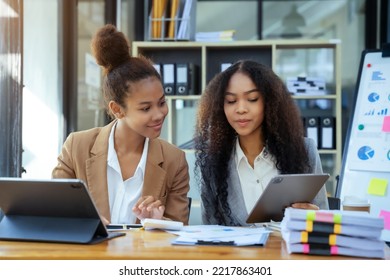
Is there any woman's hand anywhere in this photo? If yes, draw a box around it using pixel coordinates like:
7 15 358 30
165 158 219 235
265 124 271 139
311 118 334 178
132 196 165 220
291 202 319 210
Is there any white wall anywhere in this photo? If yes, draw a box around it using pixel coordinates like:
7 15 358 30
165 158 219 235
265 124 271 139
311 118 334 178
22 0 62 179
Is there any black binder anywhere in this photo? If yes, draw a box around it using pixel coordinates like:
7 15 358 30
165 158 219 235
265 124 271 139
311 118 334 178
305 117 319 148
162 63 175 95
175 63 198 95
0 178 124 244
320 116 335 149
176 63 189 95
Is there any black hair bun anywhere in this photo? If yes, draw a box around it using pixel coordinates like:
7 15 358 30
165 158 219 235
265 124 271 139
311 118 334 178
91 24 131 73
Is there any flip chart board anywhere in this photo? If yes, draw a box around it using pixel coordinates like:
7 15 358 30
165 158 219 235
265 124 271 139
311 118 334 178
337 46 390 241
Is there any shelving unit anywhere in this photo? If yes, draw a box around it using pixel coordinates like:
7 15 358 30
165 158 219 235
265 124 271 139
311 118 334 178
132 40 342 214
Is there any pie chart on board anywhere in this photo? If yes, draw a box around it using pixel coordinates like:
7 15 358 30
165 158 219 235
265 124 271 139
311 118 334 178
357 146 375 160
368 92 380 102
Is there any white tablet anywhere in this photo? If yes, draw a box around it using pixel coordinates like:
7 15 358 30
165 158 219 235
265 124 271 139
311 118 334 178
246 173 330 223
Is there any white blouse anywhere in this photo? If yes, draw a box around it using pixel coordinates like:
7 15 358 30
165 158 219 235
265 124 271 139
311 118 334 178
106 123 149 223
234 139 279 213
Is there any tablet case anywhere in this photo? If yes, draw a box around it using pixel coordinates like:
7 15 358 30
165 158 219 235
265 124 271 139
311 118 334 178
0 178 124 244
246 174 330 223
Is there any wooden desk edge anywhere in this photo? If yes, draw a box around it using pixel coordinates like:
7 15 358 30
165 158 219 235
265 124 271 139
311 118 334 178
0 231 388 260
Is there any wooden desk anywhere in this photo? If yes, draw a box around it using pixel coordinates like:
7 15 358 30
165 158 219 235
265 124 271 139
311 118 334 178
0 230 389 260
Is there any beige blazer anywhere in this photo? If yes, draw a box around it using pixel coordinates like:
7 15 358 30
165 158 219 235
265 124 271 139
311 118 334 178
52 121 190 224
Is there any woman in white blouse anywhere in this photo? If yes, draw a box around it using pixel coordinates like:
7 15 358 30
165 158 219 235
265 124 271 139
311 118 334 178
194 60 328 226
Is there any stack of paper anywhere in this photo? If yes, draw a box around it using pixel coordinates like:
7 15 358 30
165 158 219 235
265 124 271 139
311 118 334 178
286 77 326 96
167 225 271 246
281 208 386 258
195 30 236 42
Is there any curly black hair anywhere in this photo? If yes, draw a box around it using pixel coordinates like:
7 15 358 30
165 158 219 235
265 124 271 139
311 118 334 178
194 60 310 225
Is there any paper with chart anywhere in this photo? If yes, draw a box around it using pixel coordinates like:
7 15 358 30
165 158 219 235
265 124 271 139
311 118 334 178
166 225 271 246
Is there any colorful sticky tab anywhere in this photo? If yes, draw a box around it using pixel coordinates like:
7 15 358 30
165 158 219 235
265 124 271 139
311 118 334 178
303 244 310 254
334 224 342 234
333 214 342 224
306 211 316 221
305 211 342 223
329 234 337 246
382 116 390 132
314 212 334 223
301 231 308 243
330 246 338 255
379 210 390 230
368 178 388 196
306 220 313 232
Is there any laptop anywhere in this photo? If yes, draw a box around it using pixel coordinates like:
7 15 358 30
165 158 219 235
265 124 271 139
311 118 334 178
0 178 124 244
246 173 330 223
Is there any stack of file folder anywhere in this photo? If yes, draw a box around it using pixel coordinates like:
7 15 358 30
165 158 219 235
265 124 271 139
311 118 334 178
195 30 235 42
281 208 386 259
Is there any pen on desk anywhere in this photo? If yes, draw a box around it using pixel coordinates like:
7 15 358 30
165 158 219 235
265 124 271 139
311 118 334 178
196 240 235 246
107 224 143 230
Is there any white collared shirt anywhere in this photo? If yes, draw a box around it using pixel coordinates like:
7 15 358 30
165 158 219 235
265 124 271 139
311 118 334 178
107 123 149 224
234 139 279 213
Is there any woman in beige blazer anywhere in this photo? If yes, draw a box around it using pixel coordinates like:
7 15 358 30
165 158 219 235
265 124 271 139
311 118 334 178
52 24 190 225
